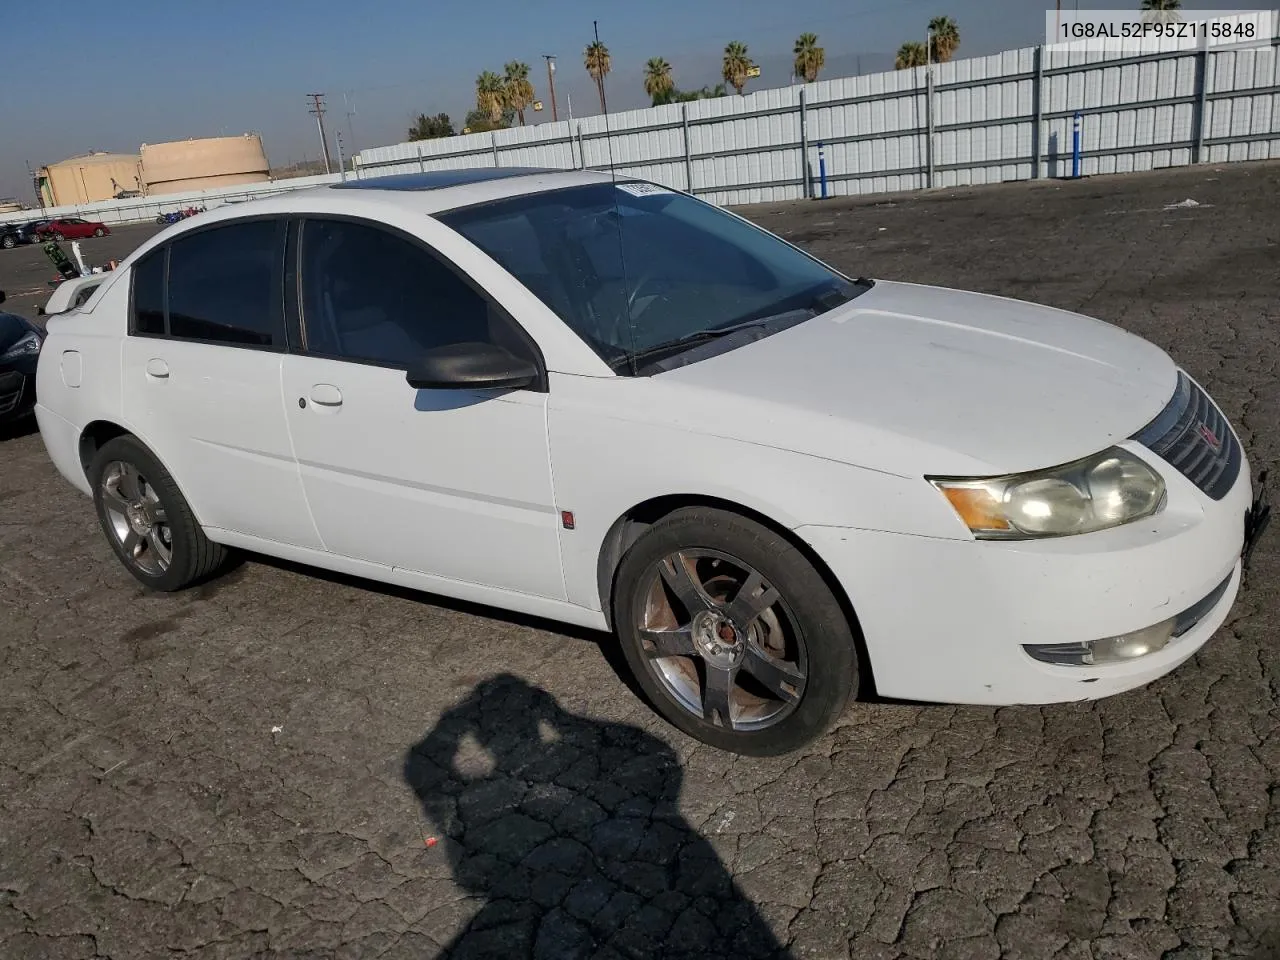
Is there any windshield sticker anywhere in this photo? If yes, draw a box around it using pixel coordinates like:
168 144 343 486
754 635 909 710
616 182 672 197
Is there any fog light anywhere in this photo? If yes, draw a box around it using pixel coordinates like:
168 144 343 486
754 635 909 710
1024 619 1176 666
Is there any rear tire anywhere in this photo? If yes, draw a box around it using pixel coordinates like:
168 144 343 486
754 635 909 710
53 232 65 241
612 507 859 756
88 435 230 592
1 235 14 249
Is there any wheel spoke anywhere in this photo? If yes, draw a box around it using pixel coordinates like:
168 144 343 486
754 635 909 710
640 625 696 659
101 483 131 516
659 553 714 615
116 464 144 503
725 568 780 626
741 645 804 702
121 528 141 558
146 529 172 568
702 664 737 727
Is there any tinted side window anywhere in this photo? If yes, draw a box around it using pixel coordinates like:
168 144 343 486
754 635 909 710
167 220 283 347
299 218 512 367
131 248 166 335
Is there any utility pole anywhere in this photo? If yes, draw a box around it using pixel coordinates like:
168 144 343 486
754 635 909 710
542 55 559 122
307 93 333 175
335 130 347 180
342 91 358 152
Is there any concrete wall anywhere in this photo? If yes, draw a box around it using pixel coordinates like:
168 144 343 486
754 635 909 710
141 134 271 196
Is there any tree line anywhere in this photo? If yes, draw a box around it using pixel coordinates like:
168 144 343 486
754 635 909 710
421 12 1152 141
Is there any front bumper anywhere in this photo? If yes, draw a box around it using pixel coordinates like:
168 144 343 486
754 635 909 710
0 360 38 422
798 453 1265 705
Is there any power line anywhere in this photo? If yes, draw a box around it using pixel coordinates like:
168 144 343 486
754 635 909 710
307 93 333 175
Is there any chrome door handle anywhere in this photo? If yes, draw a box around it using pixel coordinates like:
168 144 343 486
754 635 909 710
145 358 169 379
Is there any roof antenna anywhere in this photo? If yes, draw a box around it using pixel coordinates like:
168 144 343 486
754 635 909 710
594 19 618 184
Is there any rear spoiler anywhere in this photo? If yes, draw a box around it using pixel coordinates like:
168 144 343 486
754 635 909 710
39 274 108 316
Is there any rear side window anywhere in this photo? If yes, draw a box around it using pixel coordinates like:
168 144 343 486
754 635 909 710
131 249 166 335
167 221 283 347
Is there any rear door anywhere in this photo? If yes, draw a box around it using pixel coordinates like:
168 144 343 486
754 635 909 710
121 217 322 549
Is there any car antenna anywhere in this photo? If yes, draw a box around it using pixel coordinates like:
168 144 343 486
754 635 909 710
591 19 639 371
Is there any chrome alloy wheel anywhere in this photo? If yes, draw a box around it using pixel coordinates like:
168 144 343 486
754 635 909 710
637 549 808 731
100 460 173 576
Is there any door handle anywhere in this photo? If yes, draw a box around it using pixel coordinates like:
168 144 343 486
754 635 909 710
309 384 343 407
145 358 169 379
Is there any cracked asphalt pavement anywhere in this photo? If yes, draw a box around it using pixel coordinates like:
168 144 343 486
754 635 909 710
2 161 1279 959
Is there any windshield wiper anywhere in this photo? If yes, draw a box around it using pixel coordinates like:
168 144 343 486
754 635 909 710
615 281 867 372
613 316 790 371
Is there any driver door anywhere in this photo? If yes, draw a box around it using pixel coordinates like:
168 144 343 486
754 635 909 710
279 215 566 600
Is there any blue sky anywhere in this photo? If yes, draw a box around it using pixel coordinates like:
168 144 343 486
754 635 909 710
0 0 1248 200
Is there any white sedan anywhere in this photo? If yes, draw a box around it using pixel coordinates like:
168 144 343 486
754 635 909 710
33 168 1270 755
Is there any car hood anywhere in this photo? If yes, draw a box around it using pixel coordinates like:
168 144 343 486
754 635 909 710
651 280 1178 477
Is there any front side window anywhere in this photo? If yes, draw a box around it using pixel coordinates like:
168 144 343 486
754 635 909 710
438 182 867 374
166 220 283 347
297 217 529 368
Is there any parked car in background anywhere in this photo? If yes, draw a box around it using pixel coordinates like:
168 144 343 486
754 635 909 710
1 222 44 248
0 291 45 423
35 217 110 241
29 169 1271 755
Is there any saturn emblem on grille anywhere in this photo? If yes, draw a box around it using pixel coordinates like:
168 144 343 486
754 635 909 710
1198 422 1222 451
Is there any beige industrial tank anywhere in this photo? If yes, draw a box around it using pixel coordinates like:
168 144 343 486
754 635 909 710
39 152 144 205
141 134 271 196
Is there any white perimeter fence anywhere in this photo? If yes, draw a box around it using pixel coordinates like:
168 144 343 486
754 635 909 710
4 31 1278 227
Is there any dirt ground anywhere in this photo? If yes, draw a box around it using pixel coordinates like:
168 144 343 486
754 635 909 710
2 161 1279 959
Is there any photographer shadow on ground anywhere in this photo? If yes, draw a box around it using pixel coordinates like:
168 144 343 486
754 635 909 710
403 673 791 960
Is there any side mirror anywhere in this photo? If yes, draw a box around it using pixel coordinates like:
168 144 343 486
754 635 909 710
0 290 6 305
406 341 539 391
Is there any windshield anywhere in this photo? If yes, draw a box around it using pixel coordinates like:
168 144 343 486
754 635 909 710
437 181 867 374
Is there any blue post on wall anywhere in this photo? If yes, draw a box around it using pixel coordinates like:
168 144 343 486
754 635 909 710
817 142 828 199
1071 112 1082 179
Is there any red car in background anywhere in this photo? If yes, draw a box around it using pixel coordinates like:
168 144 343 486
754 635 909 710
36 218 110 241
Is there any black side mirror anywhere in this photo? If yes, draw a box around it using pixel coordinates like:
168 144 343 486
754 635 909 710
406 342 539 391
0 290 6 305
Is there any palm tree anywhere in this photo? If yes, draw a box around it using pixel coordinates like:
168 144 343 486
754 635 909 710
643 58 674 104
722 41 755 95
1141 0 1182 22
793 33 825 83
584 41 611 113
895 41 929 70
476 71 505 125
502 61 535 125
928 17 960 62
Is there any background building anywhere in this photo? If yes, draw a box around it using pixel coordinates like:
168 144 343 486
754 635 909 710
140 134 270 196
38 152 143 206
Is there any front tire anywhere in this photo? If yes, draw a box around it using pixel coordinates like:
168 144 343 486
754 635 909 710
93 227 105 237
53 232 65 241
612 507 858 756
89 435 229 591
1 235 14 249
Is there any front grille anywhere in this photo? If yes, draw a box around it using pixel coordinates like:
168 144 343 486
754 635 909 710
1131 371 1240 501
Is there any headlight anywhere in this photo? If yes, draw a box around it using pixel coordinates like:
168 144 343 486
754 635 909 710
0 331 42 361
930 447 1165 539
